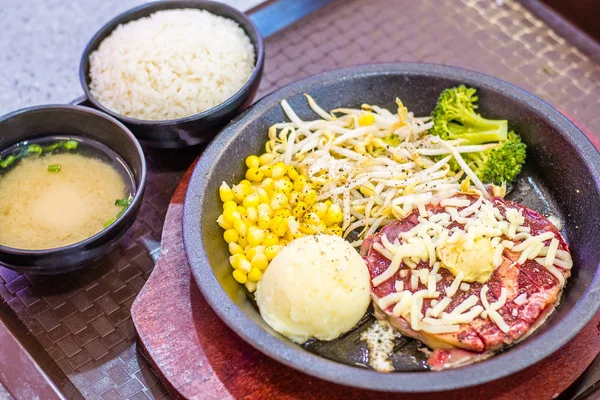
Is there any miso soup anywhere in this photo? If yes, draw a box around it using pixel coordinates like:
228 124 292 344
0 136 136 250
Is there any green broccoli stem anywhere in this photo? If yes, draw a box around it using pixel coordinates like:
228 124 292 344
431 85 508 144
447 119 508 144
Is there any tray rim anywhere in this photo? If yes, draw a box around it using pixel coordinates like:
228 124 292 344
3 0 600 396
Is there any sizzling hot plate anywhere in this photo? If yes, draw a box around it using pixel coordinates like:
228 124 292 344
182 64 600 392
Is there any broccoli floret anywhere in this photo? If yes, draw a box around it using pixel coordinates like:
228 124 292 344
460 131 527 185
431 85 508 144
431 86 526 185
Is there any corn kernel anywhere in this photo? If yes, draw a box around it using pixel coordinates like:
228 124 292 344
325 225 343 236
263 233 279 247
229 254 244 269
358 112 375 126
229 242 244 255
257 213 270 230
299 222 317 235
292 201 308 218
301 188 317 206
251 252 269 271
217 215 233 230
325 203 343 224
243 193 260 208
246 206 258 222
223 208 241 224
232 185 246 202
236 206 247 216
223 200 237 210
258 153 275 165
304 212 321 225
239 179 252 186
248 227 265 246
274 209 291 218
238 236 248 248
293 175 308 191
233 220 248 236
248 267 263 282
246 245 265 261
243 185 256 195
311 202 328 219
219 182 234 202
259 164 273 177
232 269 248 284
245 155 260 169
359 186 375 197
286 215 299 235
245 281 257 292
264 245 281 260
223 229 239 243
241 215 255 227
284 229 295 242
246 168 263 182
274 179 293 195
289 191 300 205
260 177 274 192
257 188 270 204
270 216 287 236
352 204 366 213
271 162 287 179
257 203 273 216
240 215 252 227
287 166 299 181
279 239 290 247
271 193 289 211
238 258 252 273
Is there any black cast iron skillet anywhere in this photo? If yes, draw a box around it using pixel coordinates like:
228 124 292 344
183 63 600 392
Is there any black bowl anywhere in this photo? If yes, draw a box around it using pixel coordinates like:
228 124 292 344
183 63 600 392
0 105 146 274
79 0 265 149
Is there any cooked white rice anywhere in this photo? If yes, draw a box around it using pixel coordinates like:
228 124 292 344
89 9 255 121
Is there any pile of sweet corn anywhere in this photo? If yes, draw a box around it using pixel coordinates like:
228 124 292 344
217 154 343 292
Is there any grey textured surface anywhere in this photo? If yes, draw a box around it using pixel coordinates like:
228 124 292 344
0 383 12 400
0 0 262 115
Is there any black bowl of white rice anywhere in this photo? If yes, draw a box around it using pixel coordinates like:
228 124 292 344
79 0 264 148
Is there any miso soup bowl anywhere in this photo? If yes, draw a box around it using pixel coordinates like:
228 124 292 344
0 105 147 274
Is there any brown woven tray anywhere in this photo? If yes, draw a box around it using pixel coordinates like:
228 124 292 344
1 0 599 399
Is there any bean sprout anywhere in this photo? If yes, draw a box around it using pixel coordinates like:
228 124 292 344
264 95 496 246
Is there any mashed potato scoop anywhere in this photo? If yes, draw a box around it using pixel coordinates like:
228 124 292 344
256 234 371 343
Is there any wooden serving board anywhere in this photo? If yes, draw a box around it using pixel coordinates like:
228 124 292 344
131 118 600 400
